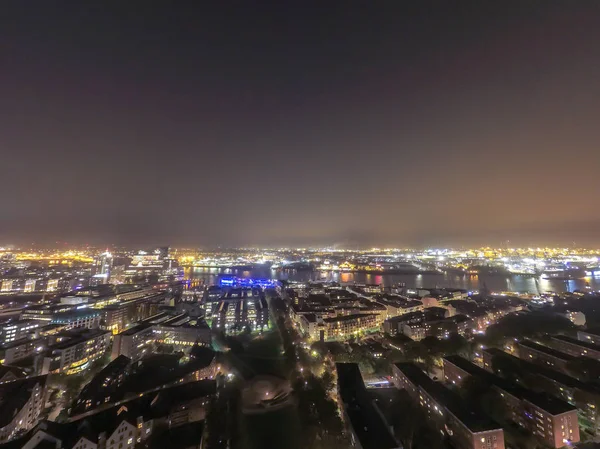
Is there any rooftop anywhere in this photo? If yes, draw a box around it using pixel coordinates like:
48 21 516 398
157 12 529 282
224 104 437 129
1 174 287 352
394 362 502 433
443 355 576 415
519 340 575 361
483 347 600 396
552 335 600 352
0 375 47 427
50 329 110 350
336 363 399 449
323 313 377 324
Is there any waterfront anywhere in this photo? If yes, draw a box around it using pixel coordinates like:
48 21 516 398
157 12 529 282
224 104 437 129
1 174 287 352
186 267 600 294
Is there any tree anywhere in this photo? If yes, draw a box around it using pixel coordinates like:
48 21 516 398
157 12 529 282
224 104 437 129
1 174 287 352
321 370 335 392
445 333 470 357
293 374 345 448
486 313 575 344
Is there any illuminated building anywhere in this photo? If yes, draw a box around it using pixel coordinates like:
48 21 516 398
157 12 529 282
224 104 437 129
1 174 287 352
51 309 102 330
0 337 46 365
0 320 42 345
10 380 215 449
393 362 505 449
517 340 574 374
443 355 579 448
100 291 165 334
123 248 171 281
548 335 600 361
95 251 113 277
211 288 269 334
483 347 600 435
375 297 424 319
72 354 131 415
112 312 211 361
578 328 600 346
0 376 47 442
24 279 37 293
1 279 14 292
20 304 101 331
320 313 379 341
401 322 427 341
39 329 112 375
557 311 586 327
21 303 76 321
46 278 59 291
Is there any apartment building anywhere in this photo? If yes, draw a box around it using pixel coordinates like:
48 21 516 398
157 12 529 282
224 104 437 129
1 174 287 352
321 314 379 341
549 335 600 361
0 376 47 442
483 347 600 434
443 355 579 448
393 362 505 449
40 329 112 375
578 328 600 346
517 340 574 373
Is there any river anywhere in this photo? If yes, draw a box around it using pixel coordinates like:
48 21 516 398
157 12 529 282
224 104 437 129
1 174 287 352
185 267 600 294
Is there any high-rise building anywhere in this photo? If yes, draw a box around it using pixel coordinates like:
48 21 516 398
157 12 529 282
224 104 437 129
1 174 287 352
93 251 113 284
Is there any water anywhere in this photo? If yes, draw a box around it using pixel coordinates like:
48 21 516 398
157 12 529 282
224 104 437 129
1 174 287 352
186 267 600 294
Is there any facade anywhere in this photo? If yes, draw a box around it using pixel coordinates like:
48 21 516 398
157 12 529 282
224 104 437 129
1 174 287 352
0 376 47 442
112 323 156 360
0 320 42 345
321 314 379 341
72 355 131 415
558 311 586 326
517 340 574 373
40 329 112 375
211 296 269 334
578 329 600 346
112 312 211 361
20 303 77 322
10 379 215 449
443 355 580 448
298 313 320 341
0 337 45 364
51 310 102 330
375 297 424 319
401 322 427 340
393 362 505 449
101 293 164 335
483 347 600 434
550 335 600 360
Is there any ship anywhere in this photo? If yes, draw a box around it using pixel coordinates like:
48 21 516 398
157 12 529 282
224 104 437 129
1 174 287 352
541 268 586 280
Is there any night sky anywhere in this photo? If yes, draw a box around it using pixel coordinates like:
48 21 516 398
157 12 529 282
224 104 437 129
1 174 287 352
3 2 600 248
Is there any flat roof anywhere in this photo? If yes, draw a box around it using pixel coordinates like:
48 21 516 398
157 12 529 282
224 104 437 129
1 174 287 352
580 328 600 337
336 363 399 449
51 329 110 350
394 362 501 433
552 335 600 352
483 348 600 397
0 376 47 427
519 340 575 361
443 355 576 416
323 313 377 323
120 322 154 336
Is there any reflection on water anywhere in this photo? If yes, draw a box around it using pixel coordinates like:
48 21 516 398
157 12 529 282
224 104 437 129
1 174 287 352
185 267 600 294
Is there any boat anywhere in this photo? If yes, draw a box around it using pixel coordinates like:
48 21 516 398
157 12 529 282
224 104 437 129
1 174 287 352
541 268 586 280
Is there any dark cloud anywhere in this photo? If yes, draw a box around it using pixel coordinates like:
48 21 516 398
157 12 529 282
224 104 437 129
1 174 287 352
1 1 600 247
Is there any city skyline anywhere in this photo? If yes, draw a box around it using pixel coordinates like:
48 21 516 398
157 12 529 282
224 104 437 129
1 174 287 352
3 2 600 247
